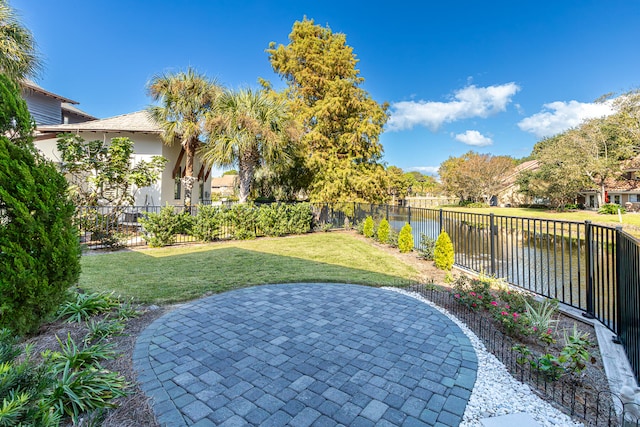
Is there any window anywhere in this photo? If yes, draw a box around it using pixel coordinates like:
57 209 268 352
613 195 621 205
630 194 639 203
174 167 181 200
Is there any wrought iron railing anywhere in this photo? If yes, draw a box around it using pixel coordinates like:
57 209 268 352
76 202 640 389
318 202 640 386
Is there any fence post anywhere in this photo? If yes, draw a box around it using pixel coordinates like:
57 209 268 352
490 213 496 276
386 204 389 220
439 209 443 232
583 220 595 319
407 206 411 224
614 226 622 341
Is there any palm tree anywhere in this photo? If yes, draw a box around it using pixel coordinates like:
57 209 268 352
0 0 40 80
201 88 296 202
147 68 221 206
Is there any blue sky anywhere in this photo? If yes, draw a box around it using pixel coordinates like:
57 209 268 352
13 0 640 176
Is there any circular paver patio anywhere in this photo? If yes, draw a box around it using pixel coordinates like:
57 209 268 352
133 283 477 426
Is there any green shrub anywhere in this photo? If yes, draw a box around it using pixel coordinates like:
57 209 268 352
434 230 454 271
227 203 257 240
192 205 224 241
377 219 390 244
459 201 489 208
387 229 399 248
0 76 81 336
57 292 120 323
398 223 414 253
418 233 436 260
0 329 61 427
598 203 625 215
363 216 375 238
139 205 181 247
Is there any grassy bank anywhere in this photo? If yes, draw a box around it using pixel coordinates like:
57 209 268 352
441 206 640 237
79 232 420 304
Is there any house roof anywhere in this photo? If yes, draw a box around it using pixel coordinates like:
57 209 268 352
37 110 161 134
61 103 96 120
622 155 640 172
211 175 238 188
20 79 78 104
501 160 540 188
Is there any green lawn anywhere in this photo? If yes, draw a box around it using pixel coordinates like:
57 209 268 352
79 233 421 304
441 206 640 236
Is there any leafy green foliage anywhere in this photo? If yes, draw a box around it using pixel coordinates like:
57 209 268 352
598 203 626 215
57 292 120 323
191 205 224 241
524 299 559 337
0 75 33 145
0 329 60 427
256 203 313 236
418 233 436 260
0 80 81 336
56 134 167 208
362 216 375 238
139 205 183 247
148 67 222 206
201 88 297 203
434 230 454 271
376 219 390 244
266 18 389 203
397 223 414 253
84 318 125 344
561 324 594 375
46 362 128 424
0 3 41 81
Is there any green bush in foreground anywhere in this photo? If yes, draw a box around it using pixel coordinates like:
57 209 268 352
398 223 414 253
363 216 374 238
376 218 390 244
0 75 81 335
434 230 454 271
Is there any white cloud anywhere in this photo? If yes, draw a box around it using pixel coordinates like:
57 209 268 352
408 166 439 175
387 83 520 132
454 130 493 146
517 100 615 138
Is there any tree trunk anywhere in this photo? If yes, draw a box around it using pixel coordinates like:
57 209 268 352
238 151 255 203
182 139 197 206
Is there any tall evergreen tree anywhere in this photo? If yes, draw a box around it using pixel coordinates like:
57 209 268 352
266 17 389 203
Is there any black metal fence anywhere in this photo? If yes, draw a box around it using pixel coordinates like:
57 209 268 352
319 202 640 386
76 202 640 387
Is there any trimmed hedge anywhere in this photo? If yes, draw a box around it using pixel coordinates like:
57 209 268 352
139 203 313 247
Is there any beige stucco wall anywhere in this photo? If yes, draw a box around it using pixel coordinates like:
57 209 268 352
160 143 212 206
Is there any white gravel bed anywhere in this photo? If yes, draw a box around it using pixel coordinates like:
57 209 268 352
383 287 583 427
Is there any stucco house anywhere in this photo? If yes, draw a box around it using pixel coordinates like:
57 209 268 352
211 174 238 198
494 160 540 207
34 111 213 206
578 156 640 211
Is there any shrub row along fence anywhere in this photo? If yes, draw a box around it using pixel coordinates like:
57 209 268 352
317 202 640 386
77 202 640 386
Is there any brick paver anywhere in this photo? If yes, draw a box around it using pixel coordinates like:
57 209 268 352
134 283 477 426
